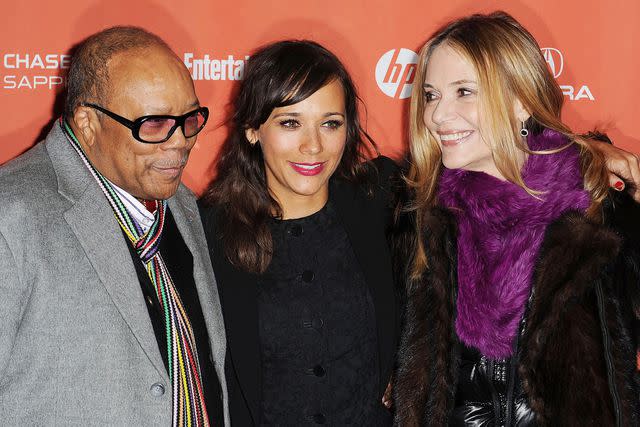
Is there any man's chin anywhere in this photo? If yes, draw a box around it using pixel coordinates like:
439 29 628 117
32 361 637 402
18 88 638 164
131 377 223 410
141 181 181 201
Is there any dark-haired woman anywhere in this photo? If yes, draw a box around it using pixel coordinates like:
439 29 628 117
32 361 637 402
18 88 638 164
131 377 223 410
199 40 398 426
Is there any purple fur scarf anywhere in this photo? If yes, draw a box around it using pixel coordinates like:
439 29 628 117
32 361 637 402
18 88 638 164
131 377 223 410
438 129 591 358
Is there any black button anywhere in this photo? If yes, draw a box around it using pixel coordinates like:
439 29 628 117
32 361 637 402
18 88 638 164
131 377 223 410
313 365 325 377
313 413 326 424
302 319 324 329
289 224 303 237
302 270 315 283
145 295 154 307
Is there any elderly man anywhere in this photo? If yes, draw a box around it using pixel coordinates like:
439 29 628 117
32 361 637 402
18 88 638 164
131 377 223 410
0 27 228 426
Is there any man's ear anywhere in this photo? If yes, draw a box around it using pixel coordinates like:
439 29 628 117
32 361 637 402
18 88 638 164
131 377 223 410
71 105 100 149
245 128 259 145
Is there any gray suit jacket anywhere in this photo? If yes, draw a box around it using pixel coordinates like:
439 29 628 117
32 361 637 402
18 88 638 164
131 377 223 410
0 123 229 426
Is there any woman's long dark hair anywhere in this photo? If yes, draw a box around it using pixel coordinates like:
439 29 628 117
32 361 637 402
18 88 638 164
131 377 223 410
202 40 377 273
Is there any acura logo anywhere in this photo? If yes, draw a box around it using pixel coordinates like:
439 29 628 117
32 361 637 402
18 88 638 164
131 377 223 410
541 47 563 78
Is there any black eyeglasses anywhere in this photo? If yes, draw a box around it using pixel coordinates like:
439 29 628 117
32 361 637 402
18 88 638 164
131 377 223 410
82 103 209 143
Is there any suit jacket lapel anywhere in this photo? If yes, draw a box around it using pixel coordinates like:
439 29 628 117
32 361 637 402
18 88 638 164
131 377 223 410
47 123 168 381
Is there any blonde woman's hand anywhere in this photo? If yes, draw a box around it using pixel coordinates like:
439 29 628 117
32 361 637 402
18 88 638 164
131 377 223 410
597 140 640 202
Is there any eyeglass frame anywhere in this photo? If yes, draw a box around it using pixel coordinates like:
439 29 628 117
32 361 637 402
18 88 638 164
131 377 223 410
81 103 209 144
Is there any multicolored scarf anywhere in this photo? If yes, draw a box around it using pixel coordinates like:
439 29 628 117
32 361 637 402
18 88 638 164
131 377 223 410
61 119 210 426
438 129 591 359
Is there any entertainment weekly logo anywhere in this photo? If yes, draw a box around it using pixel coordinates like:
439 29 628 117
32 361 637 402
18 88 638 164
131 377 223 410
183 53 249 81
374 47 594 102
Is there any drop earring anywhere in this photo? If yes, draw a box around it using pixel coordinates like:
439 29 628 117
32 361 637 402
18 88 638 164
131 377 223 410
520 121 529 137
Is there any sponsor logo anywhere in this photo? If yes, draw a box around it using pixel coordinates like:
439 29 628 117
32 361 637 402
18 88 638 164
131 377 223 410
541 47 594 101
183 53 249 81
541 47 563 78
2 53 70 90
3 53 71 69
375 48 418 99
373 46 593 102
559 84 594 101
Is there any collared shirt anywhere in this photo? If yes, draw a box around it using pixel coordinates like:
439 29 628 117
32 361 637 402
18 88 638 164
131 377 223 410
110 182 155 231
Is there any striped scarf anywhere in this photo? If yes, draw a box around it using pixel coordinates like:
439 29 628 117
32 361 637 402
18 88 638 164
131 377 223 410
61 119 210 426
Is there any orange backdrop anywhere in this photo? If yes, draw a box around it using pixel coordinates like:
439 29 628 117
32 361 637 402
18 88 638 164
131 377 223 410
2 0 639 194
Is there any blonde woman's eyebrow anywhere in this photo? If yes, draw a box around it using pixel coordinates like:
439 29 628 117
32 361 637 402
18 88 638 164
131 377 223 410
450 79 477 86
423 79 477 89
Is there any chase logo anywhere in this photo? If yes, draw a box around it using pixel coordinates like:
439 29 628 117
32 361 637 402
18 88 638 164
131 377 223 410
541 47 564 78
2 53 70 90
375 48 418 99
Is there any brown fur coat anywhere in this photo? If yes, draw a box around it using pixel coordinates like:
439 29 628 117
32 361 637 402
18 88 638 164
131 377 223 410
392 194 640 426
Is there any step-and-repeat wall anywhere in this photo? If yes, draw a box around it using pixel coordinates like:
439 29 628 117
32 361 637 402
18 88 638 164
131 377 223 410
2 0 638 194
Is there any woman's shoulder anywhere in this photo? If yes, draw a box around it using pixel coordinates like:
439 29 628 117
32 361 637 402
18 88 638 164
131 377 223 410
197 198 223 243
354 155 403 199
366 155 402 189
536 196 639 297
369 155 400 177
197 197 215 221
329 156 398 204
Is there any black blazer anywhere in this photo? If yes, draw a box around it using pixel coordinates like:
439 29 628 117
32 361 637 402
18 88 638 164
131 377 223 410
199 157 401 426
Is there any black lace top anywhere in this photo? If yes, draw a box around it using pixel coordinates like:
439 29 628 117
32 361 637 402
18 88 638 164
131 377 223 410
257 201 381 425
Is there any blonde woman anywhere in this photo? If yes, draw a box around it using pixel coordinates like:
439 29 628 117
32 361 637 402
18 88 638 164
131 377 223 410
393 11 640 426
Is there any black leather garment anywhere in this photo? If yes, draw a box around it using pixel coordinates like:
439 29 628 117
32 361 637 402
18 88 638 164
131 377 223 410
450 344 537 427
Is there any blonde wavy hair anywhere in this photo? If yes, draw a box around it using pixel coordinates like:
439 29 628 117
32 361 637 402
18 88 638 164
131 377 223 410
406 11 609 278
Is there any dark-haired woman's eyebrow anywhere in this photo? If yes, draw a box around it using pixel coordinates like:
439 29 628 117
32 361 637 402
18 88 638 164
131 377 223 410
272 111 344 119
272 112 301 119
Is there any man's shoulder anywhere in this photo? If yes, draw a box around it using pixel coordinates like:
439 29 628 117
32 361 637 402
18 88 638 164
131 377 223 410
0 142 57 201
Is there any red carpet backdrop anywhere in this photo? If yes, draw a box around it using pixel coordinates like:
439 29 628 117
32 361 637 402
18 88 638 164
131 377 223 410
1 0 639 194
